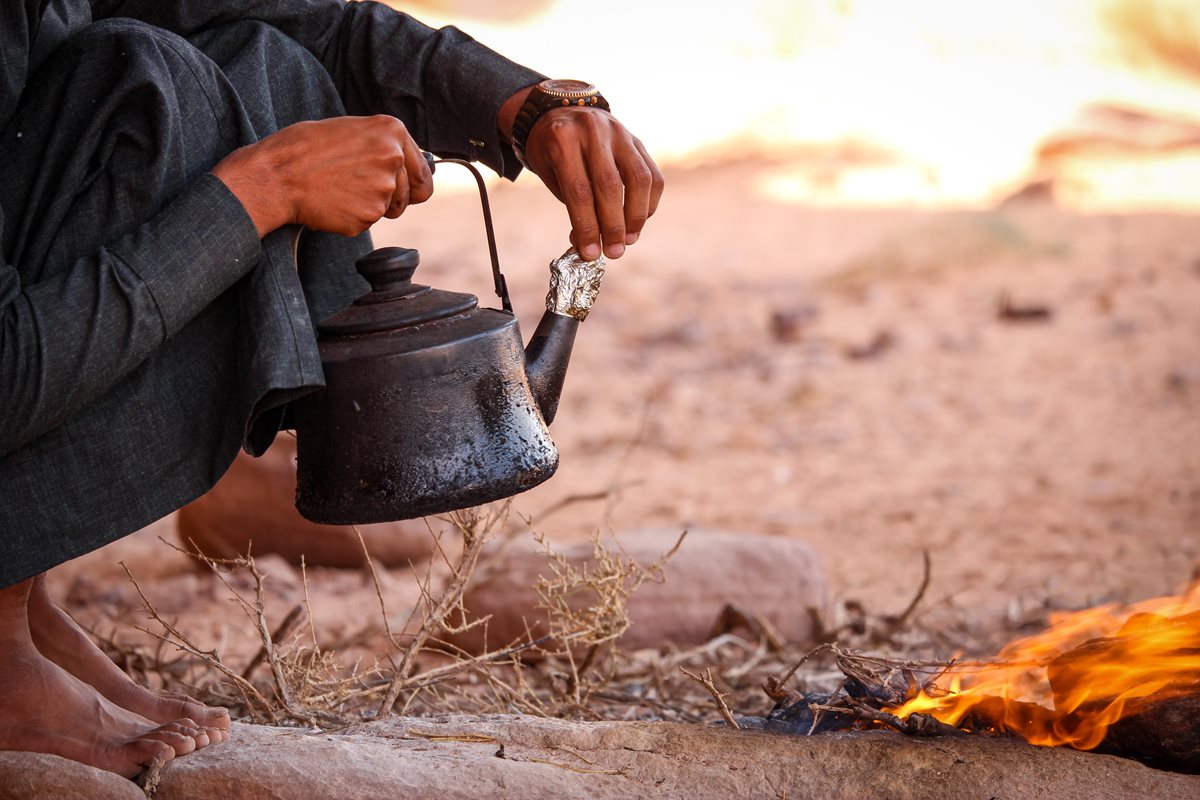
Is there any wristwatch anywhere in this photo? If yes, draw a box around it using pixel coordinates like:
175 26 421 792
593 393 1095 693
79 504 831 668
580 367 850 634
511 79 610 167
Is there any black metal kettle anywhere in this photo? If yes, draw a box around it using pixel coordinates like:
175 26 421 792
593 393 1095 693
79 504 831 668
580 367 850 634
291 158 605 525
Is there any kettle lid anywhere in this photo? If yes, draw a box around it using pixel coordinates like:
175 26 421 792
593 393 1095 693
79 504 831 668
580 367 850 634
317 247 479 337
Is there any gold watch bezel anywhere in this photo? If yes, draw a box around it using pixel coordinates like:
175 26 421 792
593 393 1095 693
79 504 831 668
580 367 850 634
538 79 598 100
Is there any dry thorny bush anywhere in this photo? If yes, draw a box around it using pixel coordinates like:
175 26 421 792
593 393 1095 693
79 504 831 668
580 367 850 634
106 507 1053 732
113 502 691 727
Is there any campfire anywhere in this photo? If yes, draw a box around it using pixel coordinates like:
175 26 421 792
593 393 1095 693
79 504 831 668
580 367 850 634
763 584 1200 772
889 585 1200 748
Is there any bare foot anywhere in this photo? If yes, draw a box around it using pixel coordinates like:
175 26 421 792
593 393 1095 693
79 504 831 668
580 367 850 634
26 574 231 743
0 579 203 779
0 648 202 778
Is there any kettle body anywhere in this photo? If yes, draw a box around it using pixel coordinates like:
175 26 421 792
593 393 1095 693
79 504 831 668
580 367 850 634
293 307 558 524
292 245 601 525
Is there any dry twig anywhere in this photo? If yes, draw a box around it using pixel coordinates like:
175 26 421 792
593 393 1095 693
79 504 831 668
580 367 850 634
378 504 509 714
680 667 740 730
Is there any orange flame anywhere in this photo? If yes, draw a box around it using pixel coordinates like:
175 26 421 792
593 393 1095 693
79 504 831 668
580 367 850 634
889 585 1200 750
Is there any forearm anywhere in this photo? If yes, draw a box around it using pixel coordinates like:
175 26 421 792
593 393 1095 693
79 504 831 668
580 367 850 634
0 176 260 457
210 147 293 239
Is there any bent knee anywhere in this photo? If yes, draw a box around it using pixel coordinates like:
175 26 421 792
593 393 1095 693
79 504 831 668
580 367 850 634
60 18 236 105
54 18 247 148
65 18 203 66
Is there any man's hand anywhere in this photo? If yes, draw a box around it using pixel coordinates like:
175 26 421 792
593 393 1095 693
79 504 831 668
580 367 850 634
506 99 665 261
212 115 433 239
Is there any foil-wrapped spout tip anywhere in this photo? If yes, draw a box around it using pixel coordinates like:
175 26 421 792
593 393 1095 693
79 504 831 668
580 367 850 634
546 248 606 321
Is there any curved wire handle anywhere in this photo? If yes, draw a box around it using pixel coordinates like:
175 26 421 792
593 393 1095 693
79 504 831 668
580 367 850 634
428 155 513 314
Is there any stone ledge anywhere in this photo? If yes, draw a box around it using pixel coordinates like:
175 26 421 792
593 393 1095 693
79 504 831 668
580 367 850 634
3 715 1197 799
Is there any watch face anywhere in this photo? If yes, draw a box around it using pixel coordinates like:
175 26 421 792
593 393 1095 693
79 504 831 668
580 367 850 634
540 79 597 98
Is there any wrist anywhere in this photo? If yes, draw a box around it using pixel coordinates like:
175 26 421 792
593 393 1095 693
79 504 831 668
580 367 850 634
498 84 536 144
211 142 294 238
509 79 609 168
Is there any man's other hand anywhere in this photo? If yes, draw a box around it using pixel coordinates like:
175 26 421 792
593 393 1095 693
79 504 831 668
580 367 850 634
212 115 434 239
517 105 665 261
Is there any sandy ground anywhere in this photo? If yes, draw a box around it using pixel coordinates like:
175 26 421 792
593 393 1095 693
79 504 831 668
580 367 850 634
46 156 1200 670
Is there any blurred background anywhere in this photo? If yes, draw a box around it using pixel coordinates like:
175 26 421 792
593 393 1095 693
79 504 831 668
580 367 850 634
400 0 1200 210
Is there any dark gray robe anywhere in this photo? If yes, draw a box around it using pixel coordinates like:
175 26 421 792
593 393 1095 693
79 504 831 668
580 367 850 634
0 0 543 586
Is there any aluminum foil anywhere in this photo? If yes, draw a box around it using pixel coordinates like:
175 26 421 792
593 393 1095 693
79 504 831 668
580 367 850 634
546 248 606 321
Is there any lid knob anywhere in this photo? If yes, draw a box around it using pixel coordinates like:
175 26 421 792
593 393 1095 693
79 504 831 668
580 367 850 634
356 247 420 293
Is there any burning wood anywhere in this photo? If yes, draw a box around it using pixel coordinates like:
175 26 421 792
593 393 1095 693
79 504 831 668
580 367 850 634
763 585 1200 772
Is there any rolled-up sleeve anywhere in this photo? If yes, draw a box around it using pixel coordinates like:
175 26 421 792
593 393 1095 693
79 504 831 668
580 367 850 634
0 175 261 457
90 0 546 179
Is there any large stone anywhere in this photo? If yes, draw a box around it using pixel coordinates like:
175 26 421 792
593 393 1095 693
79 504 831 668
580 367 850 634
61 716 1200 799
449 528 828 654
0 751 143 799
177 437 435 568
4 716 1198 799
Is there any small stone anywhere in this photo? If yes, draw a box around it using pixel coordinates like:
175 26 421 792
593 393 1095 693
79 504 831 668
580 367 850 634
844 330 896 360
997 293 1054 323
1167 369 1196 394
769 305 820 343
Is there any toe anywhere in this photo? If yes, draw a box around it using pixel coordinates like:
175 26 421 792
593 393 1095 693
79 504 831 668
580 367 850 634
143 729 196 756
162 693 231 731
126 738 174 779
206 707 232 731
159 720 210 749
195 704 231 731
202 725 228 744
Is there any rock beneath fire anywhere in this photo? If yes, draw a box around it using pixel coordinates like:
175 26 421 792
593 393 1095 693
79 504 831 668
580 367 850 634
177 436 434 568
3 716 1194 800
1048 611 1200 772
1101 694 1200 773
0 751 144 799
448 529 827 655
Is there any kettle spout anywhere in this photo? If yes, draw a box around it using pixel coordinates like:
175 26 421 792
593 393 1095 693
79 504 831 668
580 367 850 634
524 249 606 425
525 312 579 425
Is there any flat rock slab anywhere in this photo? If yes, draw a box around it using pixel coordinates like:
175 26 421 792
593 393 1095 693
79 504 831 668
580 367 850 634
5 715 1196 799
